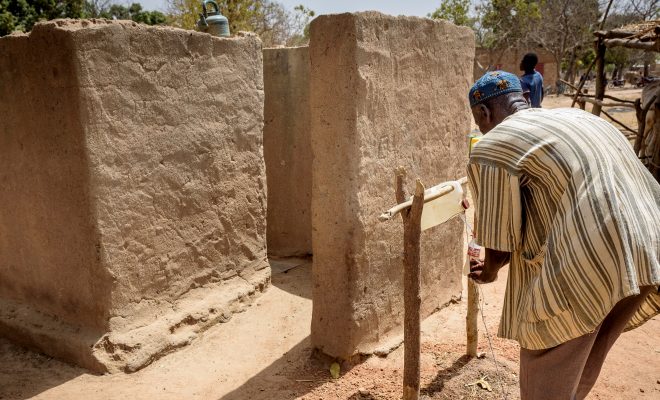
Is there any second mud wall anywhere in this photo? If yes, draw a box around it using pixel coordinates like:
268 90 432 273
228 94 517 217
263 47 312 257
309 12 475 358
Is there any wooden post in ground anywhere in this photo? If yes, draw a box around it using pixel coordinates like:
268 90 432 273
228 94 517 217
466 279 479 357
593 39 607 116
395 167 424 400
570 58 596 108
634 98 644 154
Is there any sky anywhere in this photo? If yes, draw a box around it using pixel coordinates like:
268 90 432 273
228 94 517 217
139 0 441 17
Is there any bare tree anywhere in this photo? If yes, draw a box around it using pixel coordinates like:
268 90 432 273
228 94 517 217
253 2 314 47
84 0 113 17
528 0 600 87
625 0 659 20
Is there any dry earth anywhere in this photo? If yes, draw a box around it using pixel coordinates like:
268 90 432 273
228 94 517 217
1 89 658 400
1 261 658 400
544 86 641 131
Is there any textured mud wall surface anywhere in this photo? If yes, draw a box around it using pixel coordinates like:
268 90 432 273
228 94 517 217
0 26 112 368
310 12 474 358
263 47 312 257
73 19 268 331
0 19 268 372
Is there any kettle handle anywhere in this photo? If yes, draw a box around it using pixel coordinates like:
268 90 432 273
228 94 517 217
202 0 220 16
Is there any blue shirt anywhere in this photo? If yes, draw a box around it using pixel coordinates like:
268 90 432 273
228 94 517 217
520 71 544 108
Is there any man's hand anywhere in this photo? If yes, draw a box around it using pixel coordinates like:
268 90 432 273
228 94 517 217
468 248 511 284
468 258 499 284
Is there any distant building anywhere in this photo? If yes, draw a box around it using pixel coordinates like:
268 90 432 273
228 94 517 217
474 47 558 92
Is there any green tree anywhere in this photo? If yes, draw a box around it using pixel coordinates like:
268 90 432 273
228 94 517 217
168 0 263 32
287 4 313 45
0 0 165 35
429 0 473 27
479 0 541 49
0 0 85 35
167 0 198 29
530 0 600 86
167 0 313 46
98 3 166 25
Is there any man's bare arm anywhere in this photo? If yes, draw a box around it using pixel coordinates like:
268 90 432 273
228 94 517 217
468 248 511 284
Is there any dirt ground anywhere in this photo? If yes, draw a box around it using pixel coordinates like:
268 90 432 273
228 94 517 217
1 90 658 400
544 86 641 132
1 262 658 400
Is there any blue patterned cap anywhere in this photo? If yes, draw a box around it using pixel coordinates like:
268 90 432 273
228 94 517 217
469 71 523 107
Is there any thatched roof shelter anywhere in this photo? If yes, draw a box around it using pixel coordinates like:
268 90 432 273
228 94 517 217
594 20 660 51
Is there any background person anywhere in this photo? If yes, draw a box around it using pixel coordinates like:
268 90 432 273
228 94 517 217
519 52 544 107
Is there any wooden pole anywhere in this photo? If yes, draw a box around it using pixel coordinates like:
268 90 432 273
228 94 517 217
650 102 660 181
571 0 614 108
600 109 637 134
559 78 581 93
578 99 586 110
603 39 660 51
571 58 596 108
379 176 468 222
634 95 658 154
466 279 479 357
565 92 637 104
599 0 614 31
634 98 645 154
395 167 425 400
593 39 607 116
577 97 636 108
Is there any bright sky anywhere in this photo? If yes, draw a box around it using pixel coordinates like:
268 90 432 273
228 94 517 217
139 0 441 17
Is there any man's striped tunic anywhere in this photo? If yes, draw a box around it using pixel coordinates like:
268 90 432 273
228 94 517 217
467 108 660 350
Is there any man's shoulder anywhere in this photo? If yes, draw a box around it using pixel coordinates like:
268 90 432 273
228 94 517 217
512 107 585 120
520 73 534 82
488 108 586 138
533 71 544 84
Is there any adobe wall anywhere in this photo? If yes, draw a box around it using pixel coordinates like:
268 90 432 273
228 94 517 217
309 13 474 358
262 47 312 257
0 19 268 372
474 47 558 89
0 23 112 369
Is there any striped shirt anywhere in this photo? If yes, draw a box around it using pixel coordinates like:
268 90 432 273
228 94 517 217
467 108 660 350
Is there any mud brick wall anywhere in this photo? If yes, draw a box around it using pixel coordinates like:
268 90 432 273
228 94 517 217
309 12 475 358
0 19 268 372
474 47 558 90
263 47 312 257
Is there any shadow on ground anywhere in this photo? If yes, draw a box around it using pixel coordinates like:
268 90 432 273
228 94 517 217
220 336 346 400
421 354 472 397
269 257 312 300
220 259 327 399
0 337 85 400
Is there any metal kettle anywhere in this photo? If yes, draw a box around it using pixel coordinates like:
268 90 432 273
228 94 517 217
197 0 230 37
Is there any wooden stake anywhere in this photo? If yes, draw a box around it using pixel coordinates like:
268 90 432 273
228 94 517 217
593 39 607 117
395 167 424 400
466 279 479 357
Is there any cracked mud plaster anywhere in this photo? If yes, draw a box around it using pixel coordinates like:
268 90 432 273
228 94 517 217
0 19 268 372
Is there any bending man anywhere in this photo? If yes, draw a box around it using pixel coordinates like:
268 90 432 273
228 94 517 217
466 71 660 400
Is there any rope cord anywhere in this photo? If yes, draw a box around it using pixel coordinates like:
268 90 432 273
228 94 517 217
478 284 509 400
461 211 510 399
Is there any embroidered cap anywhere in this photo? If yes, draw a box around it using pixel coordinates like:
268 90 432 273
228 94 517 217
469 71 523 107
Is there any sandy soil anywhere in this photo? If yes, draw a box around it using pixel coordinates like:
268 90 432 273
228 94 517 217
1 261 658 400
1 90 658 400
543 87 641 131
470 87 642 132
